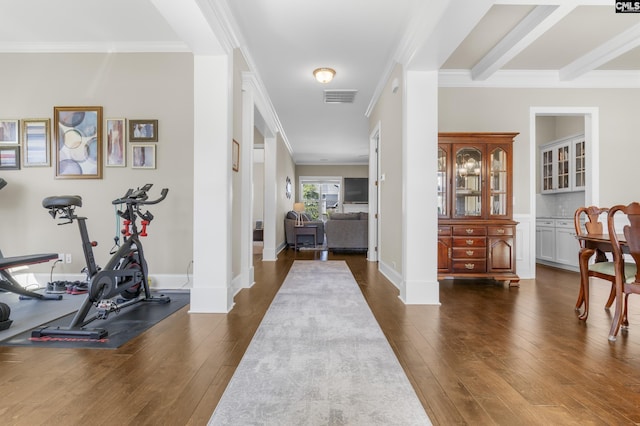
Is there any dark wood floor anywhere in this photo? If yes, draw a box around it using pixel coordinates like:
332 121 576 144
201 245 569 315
2 249 640 425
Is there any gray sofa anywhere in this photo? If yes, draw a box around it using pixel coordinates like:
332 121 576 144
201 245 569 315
284 211 325 248
325 212 368 251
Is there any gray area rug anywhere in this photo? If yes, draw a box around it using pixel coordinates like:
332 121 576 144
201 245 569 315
209 260 431 425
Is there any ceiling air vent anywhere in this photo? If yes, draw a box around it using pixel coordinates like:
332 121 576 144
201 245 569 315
323 89 357 104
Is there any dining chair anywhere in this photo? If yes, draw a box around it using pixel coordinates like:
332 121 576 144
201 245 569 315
574 206 616 320
608 202 640 340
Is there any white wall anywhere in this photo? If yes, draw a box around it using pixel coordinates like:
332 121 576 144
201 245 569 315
0 53 194 281
368 63 404 277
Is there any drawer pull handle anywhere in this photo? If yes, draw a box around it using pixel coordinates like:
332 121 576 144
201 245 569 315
466 250 474 256
466 239 474 245
466 228 474 234
497 228 505 234
465 263 475 270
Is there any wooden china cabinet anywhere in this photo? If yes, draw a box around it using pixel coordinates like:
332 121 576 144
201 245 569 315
437 132 519 285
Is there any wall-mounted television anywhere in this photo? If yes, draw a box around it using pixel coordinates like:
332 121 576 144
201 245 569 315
343 177 368 203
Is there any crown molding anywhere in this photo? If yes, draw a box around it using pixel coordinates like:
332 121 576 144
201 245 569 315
0 41 190 53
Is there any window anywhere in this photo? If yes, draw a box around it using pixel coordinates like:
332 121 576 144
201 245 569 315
299 177 341 220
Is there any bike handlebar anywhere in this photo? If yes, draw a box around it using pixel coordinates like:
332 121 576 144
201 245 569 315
112 184 168 206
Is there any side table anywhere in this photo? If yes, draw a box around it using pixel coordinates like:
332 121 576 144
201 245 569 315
294 225 317 250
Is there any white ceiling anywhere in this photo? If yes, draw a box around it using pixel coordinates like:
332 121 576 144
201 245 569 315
1 1 638 164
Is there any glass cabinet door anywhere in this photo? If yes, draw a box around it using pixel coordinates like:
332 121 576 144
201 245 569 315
437 147 447 217
573 138 585 189
541 148 553 192
556 144 570 190
489 147 507 216
455 147 482 217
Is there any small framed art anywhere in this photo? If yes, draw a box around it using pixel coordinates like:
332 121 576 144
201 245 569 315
232 139 239 172
0 120 19 144
22 118 50 167
132 144 156 169
106 118 126 167
0 146 20 170
129 119 158 142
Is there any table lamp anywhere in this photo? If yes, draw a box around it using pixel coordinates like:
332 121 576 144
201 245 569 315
293 202 305 227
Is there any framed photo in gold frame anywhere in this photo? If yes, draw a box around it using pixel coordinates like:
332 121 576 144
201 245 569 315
53 106 103 179
232 139 239 172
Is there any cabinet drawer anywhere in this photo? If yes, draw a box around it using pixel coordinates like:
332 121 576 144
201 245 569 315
536 219 555 227
453 237 486 248
452 226 487 236
554 219 573 229
452 247 486 259
438 226 451 236
452 260 486 273
488 225 514 236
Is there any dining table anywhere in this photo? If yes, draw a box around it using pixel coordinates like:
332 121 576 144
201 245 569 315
575 233 628 339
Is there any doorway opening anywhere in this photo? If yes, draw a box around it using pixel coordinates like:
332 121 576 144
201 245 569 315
529 106 599 278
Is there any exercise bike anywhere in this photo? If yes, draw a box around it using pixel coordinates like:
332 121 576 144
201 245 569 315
0 178 61 303
32 184 169 339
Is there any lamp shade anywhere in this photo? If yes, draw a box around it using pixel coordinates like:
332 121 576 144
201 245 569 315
293 202 305 213
313 67 335 83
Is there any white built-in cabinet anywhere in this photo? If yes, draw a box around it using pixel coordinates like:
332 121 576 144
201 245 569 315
540 134 585 194
535 218 579 270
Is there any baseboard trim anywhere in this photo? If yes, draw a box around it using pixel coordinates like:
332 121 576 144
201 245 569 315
378 260 402 292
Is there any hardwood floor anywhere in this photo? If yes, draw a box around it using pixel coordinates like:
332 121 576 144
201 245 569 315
2 249 640 425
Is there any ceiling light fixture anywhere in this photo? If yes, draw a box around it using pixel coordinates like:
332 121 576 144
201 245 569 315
313 67 335 83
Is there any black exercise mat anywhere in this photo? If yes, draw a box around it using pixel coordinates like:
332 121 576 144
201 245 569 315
0 291 189 349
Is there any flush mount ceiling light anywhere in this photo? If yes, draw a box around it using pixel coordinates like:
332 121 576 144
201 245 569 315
313 67 335 83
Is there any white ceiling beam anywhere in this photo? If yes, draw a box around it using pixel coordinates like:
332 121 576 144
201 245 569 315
403 0 494 70
471 4 575 81
150 0 226 54
560 23 640 80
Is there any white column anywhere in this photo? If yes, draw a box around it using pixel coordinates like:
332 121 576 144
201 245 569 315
262 135 278 261
401 70 440 305
241 83 255 286
190 54 234 313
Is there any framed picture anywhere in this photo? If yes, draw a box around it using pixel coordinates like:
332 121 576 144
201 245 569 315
0 146 20 170
232 139 239 172
132 144 156 169
129 119 158 142
54 106 103 179
0 120 19 144
22 118 50 167
105 118 126 167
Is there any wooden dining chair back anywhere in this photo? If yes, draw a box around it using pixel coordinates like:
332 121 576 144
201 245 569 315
608 202 640 340
574 206 616 319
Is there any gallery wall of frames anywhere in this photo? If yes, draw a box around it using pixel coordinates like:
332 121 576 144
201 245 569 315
0 107 159 179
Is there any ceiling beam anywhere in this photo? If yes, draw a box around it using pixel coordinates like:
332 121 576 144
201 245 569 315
560 23 640 80
471 4 575 81
403 0 494 70
150 0 226 54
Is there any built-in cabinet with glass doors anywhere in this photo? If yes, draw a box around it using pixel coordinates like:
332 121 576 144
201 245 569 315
438 133 519 285
540 134 585 193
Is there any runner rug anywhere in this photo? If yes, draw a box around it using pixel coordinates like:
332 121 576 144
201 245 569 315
208 260 431 425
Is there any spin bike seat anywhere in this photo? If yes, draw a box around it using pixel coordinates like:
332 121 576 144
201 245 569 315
42 195 82 209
